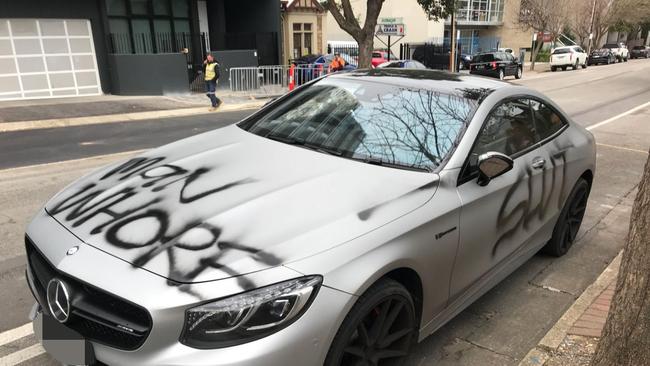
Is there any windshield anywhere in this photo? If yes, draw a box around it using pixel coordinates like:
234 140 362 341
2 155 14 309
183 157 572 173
239 78 478 171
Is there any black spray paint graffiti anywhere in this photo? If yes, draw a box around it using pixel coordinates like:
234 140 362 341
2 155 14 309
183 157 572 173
492 144 572 256
48 156 281 296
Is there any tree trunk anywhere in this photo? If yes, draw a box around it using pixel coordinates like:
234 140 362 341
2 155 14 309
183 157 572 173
591 150 650 366
530 38 544 71
357 35 373 69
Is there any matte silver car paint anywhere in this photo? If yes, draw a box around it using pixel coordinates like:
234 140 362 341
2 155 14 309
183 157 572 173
26 71 596 365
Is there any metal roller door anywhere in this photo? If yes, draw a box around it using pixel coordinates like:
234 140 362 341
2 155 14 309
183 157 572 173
0 19 101 101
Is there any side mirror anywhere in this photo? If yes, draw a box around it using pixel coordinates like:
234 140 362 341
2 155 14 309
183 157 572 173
477 152 514 186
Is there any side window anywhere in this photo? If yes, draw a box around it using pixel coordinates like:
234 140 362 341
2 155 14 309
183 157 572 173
530 100 566 140
472 98 538 158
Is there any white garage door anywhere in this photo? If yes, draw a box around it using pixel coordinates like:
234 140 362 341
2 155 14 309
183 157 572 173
0 19 101 101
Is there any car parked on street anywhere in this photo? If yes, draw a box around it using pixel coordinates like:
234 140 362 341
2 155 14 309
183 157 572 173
377 59 427 69
459 53 473 70
470 51 523 80
602 42 629 62
630 45 650 59
550 46 588 71
371 51 393 67
25 69 595 366
588 48 617 65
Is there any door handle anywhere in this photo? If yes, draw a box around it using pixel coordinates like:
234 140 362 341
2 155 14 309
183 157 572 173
531 157 546 169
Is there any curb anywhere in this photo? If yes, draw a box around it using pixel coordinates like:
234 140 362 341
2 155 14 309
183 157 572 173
517 251 622 366
0 101 265 133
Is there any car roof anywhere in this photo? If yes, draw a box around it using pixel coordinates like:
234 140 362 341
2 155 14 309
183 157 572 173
329 68 510 97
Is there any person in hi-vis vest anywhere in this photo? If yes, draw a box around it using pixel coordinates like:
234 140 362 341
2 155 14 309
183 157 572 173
203 53 222 111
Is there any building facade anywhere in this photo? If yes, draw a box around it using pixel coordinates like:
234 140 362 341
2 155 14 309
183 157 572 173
0 0 282 100
445 0 532 54
281 0 328 63
326 0 444 56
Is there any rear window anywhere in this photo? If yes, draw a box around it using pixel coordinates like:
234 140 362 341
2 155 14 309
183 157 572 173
472 53 494 62
552 48 572 54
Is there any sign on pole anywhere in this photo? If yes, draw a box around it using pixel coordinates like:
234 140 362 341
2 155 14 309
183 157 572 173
376 17 405 37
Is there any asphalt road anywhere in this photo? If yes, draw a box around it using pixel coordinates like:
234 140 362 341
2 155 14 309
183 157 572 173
1 58 649 366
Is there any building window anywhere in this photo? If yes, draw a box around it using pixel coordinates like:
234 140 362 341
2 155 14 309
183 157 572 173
292 22 313 58
455 0 503 23
106 0 191 54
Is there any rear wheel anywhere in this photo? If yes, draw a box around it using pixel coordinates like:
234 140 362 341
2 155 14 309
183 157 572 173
572 61 578 70
581 59 587 69
543 178 590 257
325 279 417 366
551 66 557 72
561 66 567 71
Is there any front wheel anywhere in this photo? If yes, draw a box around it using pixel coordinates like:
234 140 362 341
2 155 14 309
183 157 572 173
543 178 590 257
551 66 557 72
515 67 522 79
624 56 628 62
581 59 587 69
498 69 505 80
325 279 417 366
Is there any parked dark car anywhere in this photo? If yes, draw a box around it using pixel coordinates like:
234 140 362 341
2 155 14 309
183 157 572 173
588 48 616 65
458 53 472 70
469 51 522 80
377 59 427 69
630 45 650 59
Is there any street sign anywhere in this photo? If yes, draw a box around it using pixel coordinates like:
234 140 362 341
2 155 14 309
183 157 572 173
376 23 405 36
378 17 403 25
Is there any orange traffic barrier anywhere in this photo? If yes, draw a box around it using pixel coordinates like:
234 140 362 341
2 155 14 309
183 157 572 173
288 64 295 91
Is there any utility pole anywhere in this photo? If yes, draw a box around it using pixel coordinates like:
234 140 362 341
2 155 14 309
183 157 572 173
587 0 597 54
449 0 457 72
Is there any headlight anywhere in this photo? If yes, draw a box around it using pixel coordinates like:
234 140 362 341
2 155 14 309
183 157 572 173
180 276 322 349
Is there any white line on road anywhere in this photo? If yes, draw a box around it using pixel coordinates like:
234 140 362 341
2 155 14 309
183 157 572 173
0 323 33 348
586 101 650 131
0 344 45 366
596 143 649 154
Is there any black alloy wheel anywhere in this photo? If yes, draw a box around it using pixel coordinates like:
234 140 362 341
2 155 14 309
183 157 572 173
325 279 417 366
543 178 590 257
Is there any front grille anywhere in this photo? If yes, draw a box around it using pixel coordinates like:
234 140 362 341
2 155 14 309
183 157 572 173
25 236 152 350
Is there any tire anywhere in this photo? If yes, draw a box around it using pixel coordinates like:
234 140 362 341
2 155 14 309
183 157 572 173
542 178 591 257
498 69 505 80
624 56 628 62
606 58 611 65
515 67 522 79
572 61 578 70
581 59 587 69
325 279 417 366
551 66 557 72
561 66 567 71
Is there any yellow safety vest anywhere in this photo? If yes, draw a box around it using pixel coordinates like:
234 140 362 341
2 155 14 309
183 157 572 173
205 62 217 81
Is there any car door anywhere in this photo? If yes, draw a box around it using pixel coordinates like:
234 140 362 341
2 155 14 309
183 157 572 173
450 98 552 299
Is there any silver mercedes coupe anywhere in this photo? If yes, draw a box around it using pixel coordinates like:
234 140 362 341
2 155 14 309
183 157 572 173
25 69 596 366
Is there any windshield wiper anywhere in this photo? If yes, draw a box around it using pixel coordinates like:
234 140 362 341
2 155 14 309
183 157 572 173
266 134 343 156
357 155 432 172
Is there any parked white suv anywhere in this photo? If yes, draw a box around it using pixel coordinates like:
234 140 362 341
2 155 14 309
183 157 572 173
550 46 588 72
602 42 629 62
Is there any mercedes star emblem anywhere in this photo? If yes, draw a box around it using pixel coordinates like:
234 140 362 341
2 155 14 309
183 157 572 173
47 279 71 323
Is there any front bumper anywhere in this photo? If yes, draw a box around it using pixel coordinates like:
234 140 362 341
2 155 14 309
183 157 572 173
25 210 354 365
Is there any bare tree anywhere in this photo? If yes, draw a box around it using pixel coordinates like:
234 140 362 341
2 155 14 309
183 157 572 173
518 0 569 70
590 150 650 366
322 0 385 68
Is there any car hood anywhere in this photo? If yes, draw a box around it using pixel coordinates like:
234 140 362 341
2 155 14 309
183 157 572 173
45 125 438 283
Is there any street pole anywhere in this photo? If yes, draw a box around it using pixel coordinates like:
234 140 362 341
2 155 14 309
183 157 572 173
449 3 456 72
587 0 597 54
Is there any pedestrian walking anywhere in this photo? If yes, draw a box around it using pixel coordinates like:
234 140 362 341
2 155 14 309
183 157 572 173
203 53 222 111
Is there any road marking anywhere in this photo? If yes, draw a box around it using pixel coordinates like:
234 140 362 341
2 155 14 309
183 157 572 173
0 149 146 174
0 344 45 366
586 101 650 131
596 143 649 154
0 324 33 348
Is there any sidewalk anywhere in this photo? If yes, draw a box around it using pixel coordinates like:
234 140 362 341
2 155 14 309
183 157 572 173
517 189 635 366
0 92 278 132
